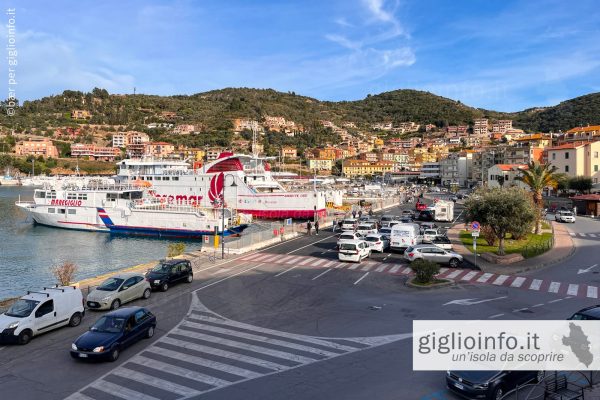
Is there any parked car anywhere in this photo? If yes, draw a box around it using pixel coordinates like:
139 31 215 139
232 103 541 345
356 223 378 236
364 233 390 252
555 211 576 223
416 201 428 211
145 259 193 292
341 218 358 231
337 232 365 247
419 222 438 232
0 286 84 345
431 236 453 250
379 214 395 227
390 223 421 250
404 244 463 268
417 210 435 222
338 240 371 263
422 229 441 243
401 210 415 218
70 307 156 362
568 305 600 320
378 227 392 237
86 273 151 311
446 370 544 400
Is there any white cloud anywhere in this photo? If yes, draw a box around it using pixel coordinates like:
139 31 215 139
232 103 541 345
362 0 395 23
325 34 361 50
334 17 354 28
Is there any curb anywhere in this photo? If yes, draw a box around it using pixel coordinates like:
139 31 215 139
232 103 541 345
405 277 455 290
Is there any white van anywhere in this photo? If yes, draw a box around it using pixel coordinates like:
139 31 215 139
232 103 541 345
390 223 421 251
341 218 358 231
0 286 85 345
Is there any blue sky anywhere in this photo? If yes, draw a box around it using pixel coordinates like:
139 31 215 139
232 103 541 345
4 0 600 111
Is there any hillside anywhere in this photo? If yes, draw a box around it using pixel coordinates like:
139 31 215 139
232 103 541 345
1 87 599 134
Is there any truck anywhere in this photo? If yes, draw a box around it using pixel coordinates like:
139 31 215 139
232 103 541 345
390 223 421 251
434 200 454 222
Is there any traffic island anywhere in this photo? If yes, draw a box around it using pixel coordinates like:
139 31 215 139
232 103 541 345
406 277 454 289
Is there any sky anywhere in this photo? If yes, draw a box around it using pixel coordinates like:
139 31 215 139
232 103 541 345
3 0 600 111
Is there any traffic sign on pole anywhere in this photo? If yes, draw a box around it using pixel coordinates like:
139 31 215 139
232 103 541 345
471 221 480 231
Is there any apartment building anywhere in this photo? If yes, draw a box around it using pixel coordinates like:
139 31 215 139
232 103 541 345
420 162 441 181
113 131 150 148
281 146 297 159
71 144 120 161
358 152 379 162
472 118 489 136
144 142 175 158
562 126 600 142
232 119 261 132
308 159 333 171
342 159 394 177
446 125 468 137
440 152 473 188
492 120 513 133
15 138 59 158
71 110 92 119
487 164 529 189
172 124 197 135
545 141 600 185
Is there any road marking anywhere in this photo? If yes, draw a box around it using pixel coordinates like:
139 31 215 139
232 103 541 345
334 262 347 268
312 268 332 280
461 271 478 281
532 304 544 308
444 296 507 306
438 267 448 274
476 273 493 283
589 233 597 238
274 264 302 277
321 260 337 268
259 254 279 262
401 267 412 275
588 286 598 299
492 275 509 285
569 232 576 236
348 263 361 270
488 314 504 319
353 272 370 285
578 264 598 274
375 264 388 272
446 270 462 279
580 233 587 237
111 368 201 397
382 257 388 261
298 258 315 266
567 284 580 296
529 279 542 291
513 308 529 313
89 381 161 400
548 282 561 293
389 265 402 273
361 264 372 271
312 259 328 267
510 277 526 288
196 264 266 291
548 298 563 303
286 234 338 254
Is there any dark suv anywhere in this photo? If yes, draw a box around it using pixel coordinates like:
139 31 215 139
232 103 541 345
568 305 600 320
145 259 193 292
447 370 544 399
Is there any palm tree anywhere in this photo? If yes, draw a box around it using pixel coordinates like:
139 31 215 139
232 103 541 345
516 162 558 234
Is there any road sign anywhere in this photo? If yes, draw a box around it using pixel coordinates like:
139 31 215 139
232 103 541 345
471 221 480 231
203 235 209 244
471 231 480 237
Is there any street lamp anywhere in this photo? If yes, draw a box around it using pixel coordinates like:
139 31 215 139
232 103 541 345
221 174 238 259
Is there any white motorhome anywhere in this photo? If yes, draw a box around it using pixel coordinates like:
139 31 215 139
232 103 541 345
390 223 421 250
434 200 454 222
0 286 84 345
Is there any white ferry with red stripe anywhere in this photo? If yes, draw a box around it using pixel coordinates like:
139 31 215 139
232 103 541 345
115 153 343 219
16 185 248 238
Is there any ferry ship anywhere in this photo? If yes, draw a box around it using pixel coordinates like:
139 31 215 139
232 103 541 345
15 184 248 238
115 152 343 219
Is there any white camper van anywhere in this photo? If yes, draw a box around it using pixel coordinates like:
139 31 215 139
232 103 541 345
0 286 85 345
434 200 454 222
390 223 421 250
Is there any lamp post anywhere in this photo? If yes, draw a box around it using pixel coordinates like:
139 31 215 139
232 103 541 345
221 174 237 259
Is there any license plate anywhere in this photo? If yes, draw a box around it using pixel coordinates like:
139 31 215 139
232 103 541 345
454 382 464 390
154 280 161 284
79 353 88 358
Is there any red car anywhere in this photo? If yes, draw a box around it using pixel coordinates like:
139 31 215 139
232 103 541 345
415 201 428 211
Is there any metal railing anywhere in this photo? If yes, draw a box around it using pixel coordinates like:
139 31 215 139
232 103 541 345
501 371 600 399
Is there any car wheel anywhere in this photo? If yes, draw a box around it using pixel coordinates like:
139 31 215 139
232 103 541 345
449 258 460 268
146 325 155 338
18 329 32 345
110 299 121 310
161 282 169 292
142 288 151 299
109 347 120 362
186 274 193 283
492 386 503 400
69 312 82 327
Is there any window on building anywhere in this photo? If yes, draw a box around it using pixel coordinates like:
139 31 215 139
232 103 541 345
565 152 569 159
595 165 599 172
565 165 569 173
595 152 599 158
552 153 556 160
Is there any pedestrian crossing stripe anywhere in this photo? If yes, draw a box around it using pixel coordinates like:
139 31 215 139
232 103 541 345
65 297 411 400
568 231 600 238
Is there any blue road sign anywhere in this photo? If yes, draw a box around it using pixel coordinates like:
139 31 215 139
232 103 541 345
471 221 480 231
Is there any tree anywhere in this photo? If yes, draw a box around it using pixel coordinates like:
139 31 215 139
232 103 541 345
50 261 78 286
554 173 570 195
167 243 186 258
515 162 558 234
410 259 440 284
465 187 536 255
568 176 593 194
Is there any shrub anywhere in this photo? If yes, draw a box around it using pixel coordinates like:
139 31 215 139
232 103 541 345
481 225 497 246
510 224 530 240
167 243 186 258
411 259 440 284
50 261 78 286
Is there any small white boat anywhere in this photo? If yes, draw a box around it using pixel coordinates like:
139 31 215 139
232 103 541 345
0 167 21 186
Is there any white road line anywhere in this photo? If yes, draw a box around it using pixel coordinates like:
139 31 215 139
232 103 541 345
529 279 543 291
387 253 392 257
348 263 361 270
312 268 332 280
548 282 561 293
284 256 303 264
375 264 388 272
460 271 478 281
242 253 263 261
286 234 338 254
438 268 448 274
274 265 301 277
446 270 462 279
298 258 315 266
531 304 544 308
548 298 563 304
259 254 279 262
134 355 231 387
89 381 160 400
401 267 412 275
65 393 95 400
361 264 372 271
588 286 598 299
569 232 576 237
389 265 402 273
334 262 347 269
353 272 370 285
513 308 529 313
321 260 337 268
511 277 526 288
488 314 504 319
476 273 494 283
580 233 587 237
567 284 579 296
382 257 388 261
311 259 328 267
279 255 296 263
196 264 266 291
111 368 201 397
492 275 509 285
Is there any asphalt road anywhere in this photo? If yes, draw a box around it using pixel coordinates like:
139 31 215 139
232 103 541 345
1 200 597 400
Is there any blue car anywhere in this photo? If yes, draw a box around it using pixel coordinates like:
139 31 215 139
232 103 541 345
70 307 156 362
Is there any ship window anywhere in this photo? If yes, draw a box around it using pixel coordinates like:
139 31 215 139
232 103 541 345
35 191 46 198
68 209 76 215
58 209 66 214
48 208 55 213
164 177 170 181
77 194 87 200
146 176 152 180
155 177 161 181
172 177 179 181
67 193 77 199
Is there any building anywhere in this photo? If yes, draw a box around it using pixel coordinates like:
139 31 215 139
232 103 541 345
281 147 297 159
439 152 473 187
487 164 529 189
420 162 441 181
206 148 224 161
113 131 150 148
160 111 178 120
358 152 379 162
308 159 333 171
146 122 174 129
425 124 436 132
472 118 489 136
371 122 393 131
71 110 92 119
144 142 175 158
446 125 468 137
563 126 600 142
492 120 513 133
233 119 261 133
342 159 394 178
570 194 600 217
70 144 120 161
15 138 59 158
545 141 600 185
172 124 196 135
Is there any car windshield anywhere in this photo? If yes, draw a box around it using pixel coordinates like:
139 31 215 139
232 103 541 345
5 299 40 318
569 313 597 320
342 220 355 225
394 230 410 237
365 237 380 242
151 263 171 273
339 243 357 250
381 216 392 221
90 316 127 333
562 212 573 216
406 246 414 252
340 234 354 240
425 230 437 235
96 277 124 291
357 225 371 230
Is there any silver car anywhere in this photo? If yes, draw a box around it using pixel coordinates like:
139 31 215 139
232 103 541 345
404 244 463 268
86 273 151 310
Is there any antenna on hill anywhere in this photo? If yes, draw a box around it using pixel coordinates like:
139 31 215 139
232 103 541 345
133 87 136 97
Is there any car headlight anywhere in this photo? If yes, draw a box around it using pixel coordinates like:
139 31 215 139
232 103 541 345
7 321 19 329
71 343 78 351
473 383 488 389
93 346 105 353
101 296 112 302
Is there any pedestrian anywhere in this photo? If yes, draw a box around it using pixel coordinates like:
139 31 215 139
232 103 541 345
368 209 373 217
306 220 312 236
332 218 337 232
352 210 356 219
314 220 319 235
358 210 363 218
